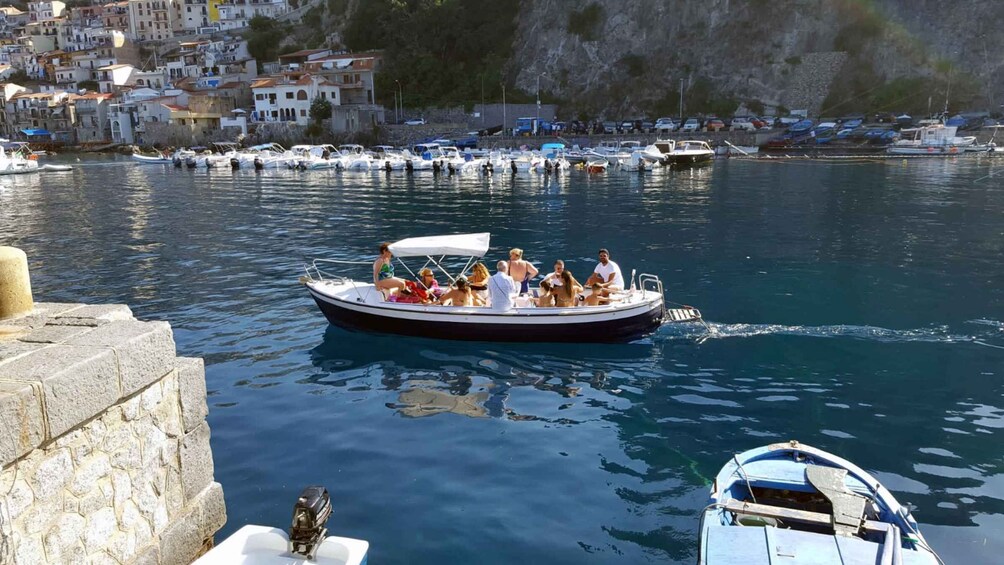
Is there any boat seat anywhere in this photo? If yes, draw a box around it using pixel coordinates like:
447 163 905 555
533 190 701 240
805 466 868 537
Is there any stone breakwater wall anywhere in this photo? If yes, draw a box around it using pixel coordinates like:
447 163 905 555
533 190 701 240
0 303 225 564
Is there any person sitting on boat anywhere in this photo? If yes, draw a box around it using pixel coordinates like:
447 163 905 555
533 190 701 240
553 270 583 308
507 248 539 295
540 259 566 290
468 262 490 303
586 248 625 296
488 261 518 311
374 242 409 297
417 268 444 300
438 277 483 307
581 283 610 307
534 280 557 307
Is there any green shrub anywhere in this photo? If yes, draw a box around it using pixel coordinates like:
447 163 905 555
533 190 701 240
568 3 603 41
621 54 646 78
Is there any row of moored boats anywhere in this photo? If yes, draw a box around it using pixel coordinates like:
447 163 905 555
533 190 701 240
132 139 715 174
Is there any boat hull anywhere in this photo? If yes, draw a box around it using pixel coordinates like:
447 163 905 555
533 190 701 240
306 284 667 343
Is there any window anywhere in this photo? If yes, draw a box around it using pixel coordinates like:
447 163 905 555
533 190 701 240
296 90 307 101
255 93 263 100
285 92 292 99
300 109 306 117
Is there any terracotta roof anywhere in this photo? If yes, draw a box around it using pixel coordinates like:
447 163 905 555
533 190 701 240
250 78 276 88
70 92 114 100
218 81 244 89
97 63 133 71
163 104 189 112
279 49 329 59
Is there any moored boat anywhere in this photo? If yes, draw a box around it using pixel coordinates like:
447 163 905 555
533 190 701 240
300 233 701 342
665 140 714 168
131 153 173 164
699 440 942 564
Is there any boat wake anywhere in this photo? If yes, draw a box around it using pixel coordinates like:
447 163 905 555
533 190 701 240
656 318 1004 346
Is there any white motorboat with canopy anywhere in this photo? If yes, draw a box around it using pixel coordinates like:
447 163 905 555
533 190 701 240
301 232 702 342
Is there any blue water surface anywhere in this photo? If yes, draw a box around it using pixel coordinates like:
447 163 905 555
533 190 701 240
2 155 1002 563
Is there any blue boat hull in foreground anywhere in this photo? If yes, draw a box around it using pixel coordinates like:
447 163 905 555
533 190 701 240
699 441 941 565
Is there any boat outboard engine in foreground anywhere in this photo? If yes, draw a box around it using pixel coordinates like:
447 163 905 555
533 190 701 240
288 486 332 560
254 157 264 171
173 156 182 168
405 160 414 173
185 156 197 169
230 157 240 170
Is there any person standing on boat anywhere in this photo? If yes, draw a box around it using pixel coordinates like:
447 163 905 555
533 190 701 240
588 248 625 295
488 261 518 311
373 242 409 296
507 248 539 295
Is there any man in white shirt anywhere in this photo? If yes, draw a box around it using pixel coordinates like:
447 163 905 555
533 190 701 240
589 248 624 295
488 260 518 311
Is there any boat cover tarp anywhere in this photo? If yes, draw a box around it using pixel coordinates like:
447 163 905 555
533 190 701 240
21 128 50 136
389 233 490 258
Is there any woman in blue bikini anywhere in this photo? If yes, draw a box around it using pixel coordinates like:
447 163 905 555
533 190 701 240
373 242 409 295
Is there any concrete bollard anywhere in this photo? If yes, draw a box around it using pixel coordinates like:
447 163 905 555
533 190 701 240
0 246 33 319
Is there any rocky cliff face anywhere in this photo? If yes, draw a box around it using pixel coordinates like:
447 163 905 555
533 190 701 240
510 0 1003 117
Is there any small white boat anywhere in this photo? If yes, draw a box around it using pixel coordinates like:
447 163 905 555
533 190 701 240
699 441 942 565
40 164 72 172
0 145 40 175
131 153 172 164
585 159 608 173
301 233 701 342
887 124 976 155
195 486 368 565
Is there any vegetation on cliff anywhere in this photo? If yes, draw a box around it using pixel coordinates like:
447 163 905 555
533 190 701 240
343 0 521 110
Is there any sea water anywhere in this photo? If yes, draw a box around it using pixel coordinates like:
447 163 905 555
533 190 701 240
2 155 1002 563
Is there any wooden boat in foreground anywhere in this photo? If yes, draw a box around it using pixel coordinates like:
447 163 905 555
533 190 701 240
699 440 942 564
301 233 701 342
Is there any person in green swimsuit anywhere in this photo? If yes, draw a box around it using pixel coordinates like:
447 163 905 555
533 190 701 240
373 242 408 295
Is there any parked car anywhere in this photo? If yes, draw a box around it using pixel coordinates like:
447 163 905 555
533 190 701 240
619 120 636 133
404 118 426 126
654 117 677 132
602 121 617 134
706 118 726 132
729 117 756 131
640 120 655 133
680 118 701 133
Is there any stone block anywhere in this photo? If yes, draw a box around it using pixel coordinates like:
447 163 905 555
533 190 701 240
43 513 86 563
32 302 86 317
32 448 72 501
13 533 43 565
0 339 43 365
84 506 118 553
132 544 161 565
19 324 94 344
2 478 35 521
180 422 214 502
121 499 154 548
69 452 111 497
0 381 45 467
197 481 227 539
0 344 120 439
66 320 176 397
176 357 208 434
159 504 202 565
56 303 134 322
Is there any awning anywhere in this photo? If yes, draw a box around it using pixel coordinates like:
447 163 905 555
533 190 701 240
389 233 491 258
21 128 50 136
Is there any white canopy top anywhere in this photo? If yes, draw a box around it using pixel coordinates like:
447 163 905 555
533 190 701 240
388 233 491 258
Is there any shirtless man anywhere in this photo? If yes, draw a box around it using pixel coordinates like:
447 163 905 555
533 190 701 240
507 248 539 295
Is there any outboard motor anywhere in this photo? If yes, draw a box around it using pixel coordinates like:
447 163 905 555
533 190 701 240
486 161 494 175
322 149 331 159
544 159 553 173
172 156 182 168
230 157 240 170
205 159 214 169
385 160 392 173
447 162 455 175
185 156 196 169
254 157 264 171
510 160 517 174
405 160 414 173
288 486 332 560
553 160 561 172
432 160 441 174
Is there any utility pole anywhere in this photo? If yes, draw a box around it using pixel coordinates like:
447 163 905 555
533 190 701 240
393 91 398 124
395 79 402 122
501 82 507 137
679 78 684 122
480 73 485 127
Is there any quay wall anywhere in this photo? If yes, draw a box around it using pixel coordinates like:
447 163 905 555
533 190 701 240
0 303 225 564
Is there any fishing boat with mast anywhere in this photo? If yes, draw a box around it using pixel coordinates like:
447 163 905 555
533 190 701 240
300 233 702 342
